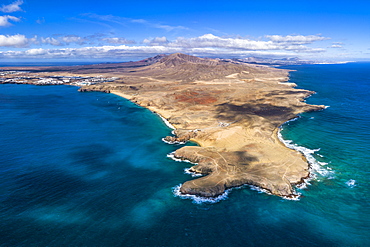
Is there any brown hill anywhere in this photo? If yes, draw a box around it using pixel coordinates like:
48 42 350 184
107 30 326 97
2 53 287 83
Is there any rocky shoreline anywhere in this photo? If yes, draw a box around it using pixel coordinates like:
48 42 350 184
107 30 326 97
1 53 326 199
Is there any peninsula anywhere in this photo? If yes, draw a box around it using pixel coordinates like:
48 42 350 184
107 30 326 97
0 53 325 198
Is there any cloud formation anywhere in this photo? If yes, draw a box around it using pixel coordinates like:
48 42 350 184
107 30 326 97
143 36 169 45
330 42 343 48
41 35 88 46
0 34 28 47
102 37 136 44
39 34 135 46
0 33 330 59
0 0 23 13
165 34 327 53
41 37 62 46
266 35 329 44
0 15 20 27
60 35 87 45
331 45 342 48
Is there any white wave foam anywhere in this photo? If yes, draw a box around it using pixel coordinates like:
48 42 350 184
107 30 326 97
172 184 230 204
248 185 272 194
278 129 333 178
167 152 197 164
161 138 186 145
173 183 301 203
184 168 203 177
346 179 356 188
285 116 300 124
282 194 301 201
249 185 301 200
296 182 308 189
156 113 175 131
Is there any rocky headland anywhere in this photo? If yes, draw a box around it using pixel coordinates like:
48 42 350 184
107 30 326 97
1 53 325 198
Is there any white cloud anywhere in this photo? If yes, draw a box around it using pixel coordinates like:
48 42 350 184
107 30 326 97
331 45 342 48
171 34 277 50
0 34 28 47
0 45 181 59
61 35 86 45
41 37 62 46
0 15 20 27
166 34 325 53
151 23 188 32
0 0 23 13
143 36 169 45
102 37 135 44
0 33 331 59
40 34 135 46
330 42 343 48
40 35 87 46
0 44 311 59
25 48 48 56
266 35 329 44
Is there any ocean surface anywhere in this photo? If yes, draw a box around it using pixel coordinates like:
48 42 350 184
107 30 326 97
0 63 369 246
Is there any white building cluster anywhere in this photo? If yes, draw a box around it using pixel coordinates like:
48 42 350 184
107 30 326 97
0 70 118 86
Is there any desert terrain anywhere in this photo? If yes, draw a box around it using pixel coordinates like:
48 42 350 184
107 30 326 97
1 53 325 198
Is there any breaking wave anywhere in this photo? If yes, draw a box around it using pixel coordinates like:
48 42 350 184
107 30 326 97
167 152 196 164
172 184 231 204
346 179 356 188
184 168 203 177
156 113 176 136
278 128 334 179
162 138 186 145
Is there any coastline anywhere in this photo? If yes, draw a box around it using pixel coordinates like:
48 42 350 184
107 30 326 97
112 91 292 199
1 53 327 199
109 80 324 199
1 62 369 247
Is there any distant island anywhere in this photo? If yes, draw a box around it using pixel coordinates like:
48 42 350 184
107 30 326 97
0 53 326 199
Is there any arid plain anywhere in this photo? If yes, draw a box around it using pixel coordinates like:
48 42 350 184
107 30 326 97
1 53 326 198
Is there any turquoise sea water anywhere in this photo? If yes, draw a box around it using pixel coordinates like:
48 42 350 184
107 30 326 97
0 63 369 246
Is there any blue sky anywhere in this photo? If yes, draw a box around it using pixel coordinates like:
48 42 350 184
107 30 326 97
0 0 369 61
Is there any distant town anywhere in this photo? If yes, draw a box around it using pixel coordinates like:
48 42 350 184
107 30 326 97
0 70 118 86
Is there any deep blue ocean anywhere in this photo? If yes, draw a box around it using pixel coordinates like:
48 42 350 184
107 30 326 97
0 63 369 246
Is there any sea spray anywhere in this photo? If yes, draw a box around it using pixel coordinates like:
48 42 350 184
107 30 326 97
278 127 334 180
184 168 203 177
162 138 186 145
166 152 197 164
167 152 203 177
172 184 230 204
345 179 356 188
168 149 304 202
156 113 176 133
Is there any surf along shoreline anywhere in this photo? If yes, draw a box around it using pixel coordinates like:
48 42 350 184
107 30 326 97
1 53 327 200
110 87 325 202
